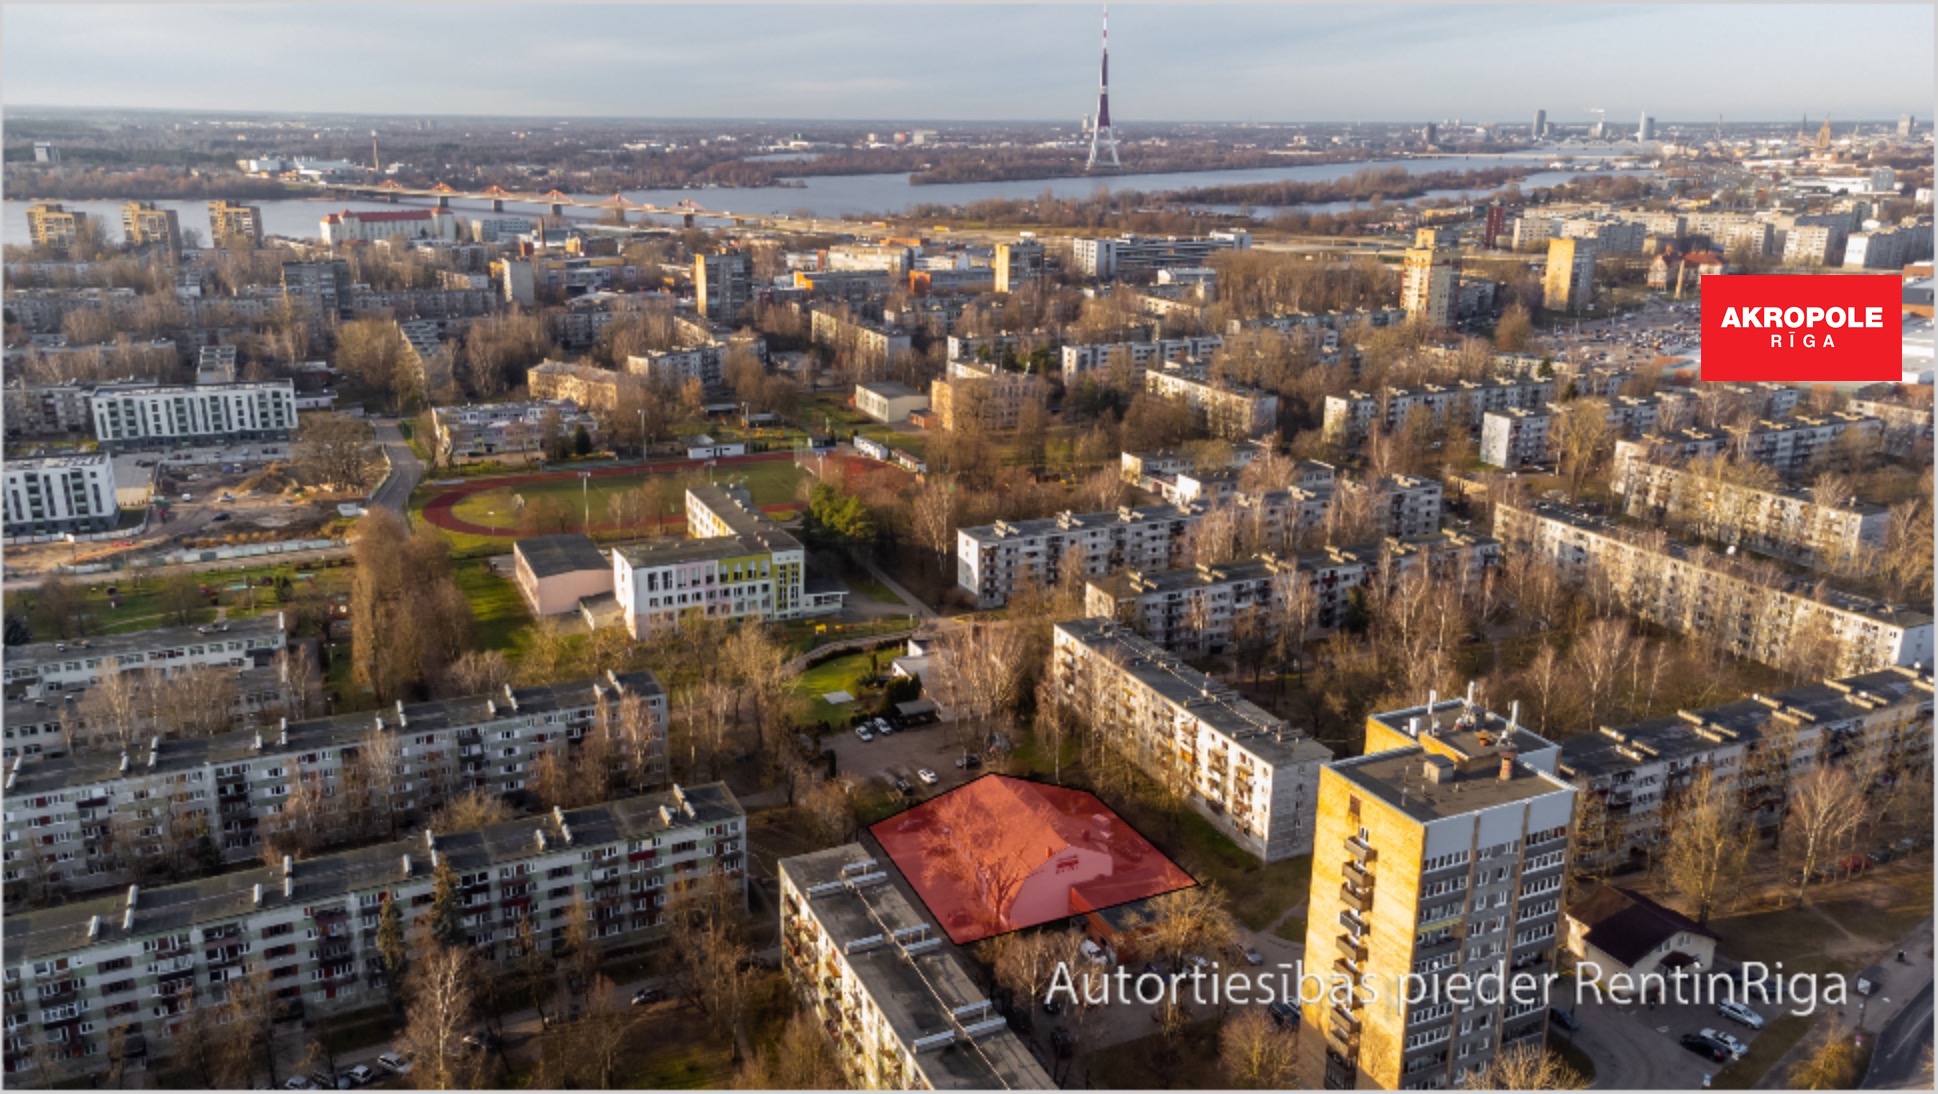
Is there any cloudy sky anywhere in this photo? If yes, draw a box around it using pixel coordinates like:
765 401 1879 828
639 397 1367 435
4 3 1931 124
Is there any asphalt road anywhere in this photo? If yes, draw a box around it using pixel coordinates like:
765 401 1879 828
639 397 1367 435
369 419 424 516
1864 978 1935 1089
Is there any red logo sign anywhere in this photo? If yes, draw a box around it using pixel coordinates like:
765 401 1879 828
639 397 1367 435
1700 274 1901 383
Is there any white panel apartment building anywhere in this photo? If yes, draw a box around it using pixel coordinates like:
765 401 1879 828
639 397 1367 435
1496 500 1933 674
1479 408 1552 469
2 455 117 537
1061 336 1223 381
2 670 669 900
1323 378 1556 446
777 846 1054 1090
1051 618 1334 861
2 785 741 1081
1611 414 1885 485
1558 667 1932 869
956 503 1204 609
89 381 297 450
1083 531 1500 658
1069 231 1250 278
1616 458 1889 569
3 616 287 700
1143 365 1280 440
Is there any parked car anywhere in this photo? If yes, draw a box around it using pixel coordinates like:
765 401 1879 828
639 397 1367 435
954 754 982 769
1042 997 1062 1016
1699 1028 1748 1060
631 986 666 1006
1548 1006 1580 1033
313 1072 353 1091
212 512 233 522
874 718 894 736
1269 1001 1301 1029
893 777 916 797
855 727 874 743
342 1065 376 1086
1242 948 1265 967
914 767 939 786
282 1078 315 1091
1679 1033 1729 1062
376 1054 410 1075
1718 999 1765 1029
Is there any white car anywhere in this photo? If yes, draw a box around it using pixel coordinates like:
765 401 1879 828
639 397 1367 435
916 768 939 786
282 1078 315 1091
1699 1027 1748 1060
873 718 894 736
376 1054 411 1075
855 726 874 743
1717 999 1765 1029
343 1065 377 1086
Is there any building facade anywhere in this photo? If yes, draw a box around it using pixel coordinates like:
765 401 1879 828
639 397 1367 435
1323 379 1556 446
1542 237 1596 313
25 205 89 253
1051 618 1333 862
1478 408 1552 469
1401 229 1459 329
695 251 752 321
206 201 263 247
1616 458 1889 568
2 455 117 538
1070 231 1250 278
318 208 458 245
1495 500 1933 673
993 239 1046 293
2 783 738 1080
1143 365 1279 440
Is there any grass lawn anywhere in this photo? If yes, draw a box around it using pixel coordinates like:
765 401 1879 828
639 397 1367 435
1084 1017 1228 1089
1548 1030 1596 1085
454 559 532 652
1273 912 1308 944
1710 1011 1811 1090
796 649 885 727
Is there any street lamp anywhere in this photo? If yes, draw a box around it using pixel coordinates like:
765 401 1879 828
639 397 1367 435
579 471 592 531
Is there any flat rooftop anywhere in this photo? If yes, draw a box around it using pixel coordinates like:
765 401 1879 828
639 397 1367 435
779 845 1054 1090
5 783 741 965
3 452 110 471
1330 746 1574 823
1054 618 1332 770
514 533 608 578
6 614 286 677
7 670 664 799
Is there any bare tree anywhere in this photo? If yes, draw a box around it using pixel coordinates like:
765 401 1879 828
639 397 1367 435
1219 1006 1299 1088
400 945 482 1091
1658 767 1752 923
1784 766 1866 906
1458 1043 1588 1089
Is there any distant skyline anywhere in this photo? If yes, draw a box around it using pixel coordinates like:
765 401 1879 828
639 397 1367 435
3 3 1931 125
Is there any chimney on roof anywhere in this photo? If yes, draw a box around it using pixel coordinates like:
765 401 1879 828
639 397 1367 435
395 699 407 727
278 718 288 747
401 853 413 878
1424 755 1454 784
282 854 293 877
1499 748 1519 781
87 915 101 941
502 683 519 711
535 830 547 852
252 883 263 907
283 874 293 899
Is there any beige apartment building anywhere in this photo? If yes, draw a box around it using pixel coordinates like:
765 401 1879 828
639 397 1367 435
1616 458 1889 569
1051 618 1334 861
1495 500 1933 674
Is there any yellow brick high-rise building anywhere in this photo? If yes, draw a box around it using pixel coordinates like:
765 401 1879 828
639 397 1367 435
25 203 87 253
1542 237 1596 313
120 201 182 254
208 199 264 246
1401 229 1459 330
1302 693 1575 1090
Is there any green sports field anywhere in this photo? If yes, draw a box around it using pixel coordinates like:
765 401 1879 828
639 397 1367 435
426 459 808 538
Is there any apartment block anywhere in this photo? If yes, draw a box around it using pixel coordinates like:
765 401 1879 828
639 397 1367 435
1051 618 1333 862
1 784 740 1080
1479 408 1551 469
1 384 93 439
280 261 352 325
88 381 296 450
1401 229 1460 329
1061 335 1223 381
625 345 723 390
206 201 263 247
1 670 669 899
25 205 88 253
695 251 753 321
1069 231 1250 278
1559 667 1932 869
956 503 1203 609
930 363 1047 433
1542 237 1596 313
3 455 117 538
1082 532 1499 658
777 846 1054 1090
1322 378 1555 446
118 204 182 255
3 663 287 767
318 208 458 245
1302 715 1573 1090
3 616 287 701
1616 458 1889 568
1119 444 1271 490
809 310 912 370
1143 364 1280 440
526 359 641 414
429 400 598 465
1846 396 1934 454
1611 414 1883 485
1495 500 1933 673
612 484 841 636
1342 474 1445 539
993 239 1046 293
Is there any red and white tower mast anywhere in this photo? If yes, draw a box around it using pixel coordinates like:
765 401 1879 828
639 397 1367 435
1086 6 1121 170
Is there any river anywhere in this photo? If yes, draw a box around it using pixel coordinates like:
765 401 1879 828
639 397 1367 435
4 150 1652 244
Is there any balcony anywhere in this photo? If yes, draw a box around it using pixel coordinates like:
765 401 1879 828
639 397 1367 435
1335 933 1367 963
1340 882 1373 915
1345 835 1376 864
1343 860 1372 889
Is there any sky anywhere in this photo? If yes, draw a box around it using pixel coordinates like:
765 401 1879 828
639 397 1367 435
3 3 1932 125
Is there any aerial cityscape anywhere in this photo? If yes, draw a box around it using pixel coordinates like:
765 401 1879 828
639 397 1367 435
1 2 1933 1091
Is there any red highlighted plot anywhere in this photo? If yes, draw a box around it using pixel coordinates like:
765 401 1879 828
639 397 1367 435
869 775 1195 945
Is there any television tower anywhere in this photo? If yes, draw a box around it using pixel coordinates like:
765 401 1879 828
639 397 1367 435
1086 6 1121 170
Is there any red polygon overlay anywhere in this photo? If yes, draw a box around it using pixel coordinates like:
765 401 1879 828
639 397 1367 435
1700 274 1901 383
869 775 1196 945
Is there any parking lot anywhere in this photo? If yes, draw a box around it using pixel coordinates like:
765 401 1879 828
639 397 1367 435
825 717 982 801
1564 960 1776 1089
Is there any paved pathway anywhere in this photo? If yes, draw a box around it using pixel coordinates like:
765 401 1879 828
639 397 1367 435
368 419 424 516
1753 915 1934 1089
862 556 939 620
